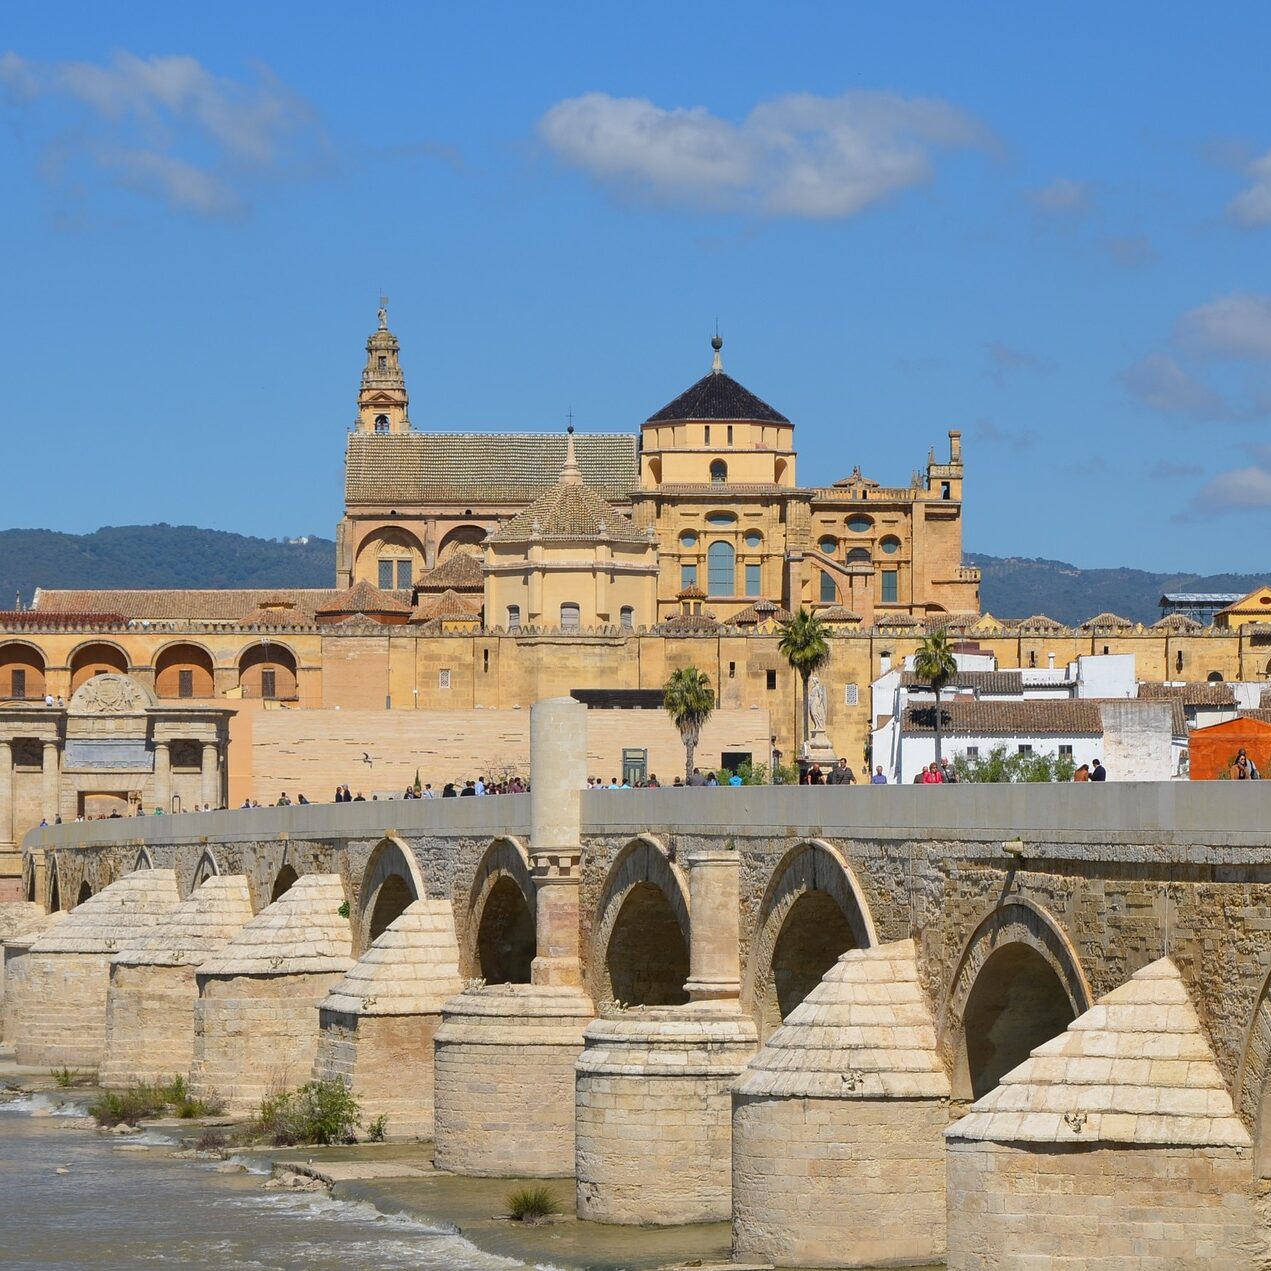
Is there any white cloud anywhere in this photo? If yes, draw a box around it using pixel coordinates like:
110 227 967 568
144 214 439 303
1027 178 1093 217
1175 294 1271 362
1194 465 1271 510
1118 354 1233 420
538 90 984 219
1228 150 1271 226
0 50 324 217
984 341 1054 385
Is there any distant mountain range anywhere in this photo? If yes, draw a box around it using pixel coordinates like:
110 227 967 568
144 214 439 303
0 524 1260 627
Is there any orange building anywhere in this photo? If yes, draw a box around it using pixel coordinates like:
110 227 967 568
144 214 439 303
1186 715 1271 780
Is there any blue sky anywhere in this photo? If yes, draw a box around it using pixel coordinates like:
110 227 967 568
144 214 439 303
3 3 1270 572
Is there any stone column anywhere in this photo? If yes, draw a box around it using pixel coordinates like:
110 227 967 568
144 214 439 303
684 848 742 1003
529 695 586 987
0 740 12 850
200 742 218 809
153 741 170 814
41 741 59 825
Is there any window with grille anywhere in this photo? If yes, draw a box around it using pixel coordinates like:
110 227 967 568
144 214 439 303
1059 744 1073 758
1018 744 1033 755
620 606 634 632
395 560 412 589
843 683 858 706
439 669 451 689
745 563 761 596
820 571 837 603
881 570 898 604
11 669 25 699
261 670 277 699
766 669 777 690
707 541 734 596
374 414 390 433
966 746 979 760
506 605 521 631
710 459 727 483
178 669 193 699
560 603 581 632
681 563 697 589
378 560 394 589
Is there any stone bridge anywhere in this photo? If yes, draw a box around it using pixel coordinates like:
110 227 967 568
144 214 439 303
8 697 1271 1268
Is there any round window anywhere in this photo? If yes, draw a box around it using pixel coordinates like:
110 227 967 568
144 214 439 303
817 536 837 554
679 530 698 548
705 511 737 526
879 536 901 555
744 530 762 548
846 515 873 533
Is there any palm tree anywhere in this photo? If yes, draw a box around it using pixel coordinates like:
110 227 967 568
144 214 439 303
778 608 831 753
912 628 958 764
663 666 716 781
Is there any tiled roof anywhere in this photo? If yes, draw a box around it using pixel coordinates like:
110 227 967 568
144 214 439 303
1150 613 1204 631
238 602 314 628
875 611 920 627
0 611 127 629
1079 611 1135 631
902 699 1103 736
817 605 863 624
947 959 1250 1147
732 599 793 625
1138 681 1236 707
659 611 721 632
412 589 481 622
416 549 484 593
1017 613 1066 631
344 432 639 505
676 583 707 600
488 478 648 544
901 670 1024 696
737 939 949 1100
314 580 412 616
1239 708 1271 725
33 588 416 623
646 370 789 424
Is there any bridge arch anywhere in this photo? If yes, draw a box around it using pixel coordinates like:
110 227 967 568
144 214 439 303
270 863 299 903
76 880 93 908
191 849 220 889
591 835 690 1008
466 836 535 985
942 898 1090 1101
48 859 61 912
358 836 425 952
746 838 878 1041
1237 965 1271 1175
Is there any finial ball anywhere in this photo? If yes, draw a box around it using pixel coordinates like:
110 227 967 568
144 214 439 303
566 423 575 435
711 334 723 351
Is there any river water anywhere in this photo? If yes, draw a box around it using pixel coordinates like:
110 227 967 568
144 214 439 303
0 1096 530 1271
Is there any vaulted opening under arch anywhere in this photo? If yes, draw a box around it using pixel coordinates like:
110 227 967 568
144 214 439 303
767 889 856 1034
49 870 60 912
76 881 92 908
963 943 1075 1100
270 865 298 903
605 881 689 1007
476 876 534 984
367 874 413 944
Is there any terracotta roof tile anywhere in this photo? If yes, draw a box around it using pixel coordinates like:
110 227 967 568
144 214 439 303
903 699 1103 736
489 479 648 544
314 580 412 617
901 670 1024 695
732 599 793 624
344 432 639 505
1017 613 1066 631
416 550 484 593
34 588 411 622
1079 611 1135 631
1151 613 1204 631
817 605 862 624
1138 681 1236 707
412 589 481 622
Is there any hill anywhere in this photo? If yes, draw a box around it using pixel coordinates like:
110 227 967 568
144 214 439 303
0 525 337 606
968 554 1264 626
0 524 1259 628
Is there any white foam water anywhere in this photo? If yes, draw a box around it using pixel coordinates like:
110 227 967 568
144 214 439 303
0 1091 87 1116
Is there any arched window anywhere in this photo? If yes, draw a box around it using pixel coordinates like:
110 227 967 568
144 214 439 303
374 414 389 433
1207 671 1224 682
846 547 871 563
707 541 735 597
506 605 521 632
620 606 635 632
560 603 581 632
820 571 837 603
710 459 728 484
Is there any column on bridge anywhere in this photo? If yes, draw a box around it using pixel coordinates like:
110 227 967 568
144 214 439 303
40 741 59 826
153 741 170 814
574 847 759 1226
731 938 951 1267
0 740 13 857
199 742 218 809
433 695 595 1178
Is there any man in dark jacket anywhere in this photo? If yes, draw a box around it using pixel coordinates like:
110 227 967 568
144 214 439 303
1090 758 1107 781
828 758 856 785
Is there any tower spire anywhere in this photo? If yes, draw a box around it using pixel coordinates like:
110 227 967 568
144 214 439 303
357 301 410 434
711 331 724 374
561 423 582 485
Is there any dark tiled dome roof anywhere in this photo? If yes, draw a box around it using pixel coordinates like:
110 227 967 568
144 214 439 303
646 371 789 424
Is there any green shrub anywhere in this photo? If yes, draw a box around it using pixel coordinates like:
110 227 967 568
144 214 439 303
51 1067 91 1089
256 1079 361 1146
337 900 351 919
366 1113 388 1142
87 1077 224 1127
506 1184 563 1222
952 746 1076 784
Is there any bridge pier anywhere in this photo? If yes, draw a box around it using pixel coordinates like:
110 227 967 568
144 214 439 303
433 696 595 1176
99 876 253 1088
313 898 462 1139
13 870 179 1071
945 958 1261 1270
575 848 758 1225
190 874 352 1116
732 939 950 1268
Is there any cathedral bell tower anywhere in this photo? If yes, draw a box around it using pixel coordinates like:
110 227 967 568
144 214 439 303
355 297 411 434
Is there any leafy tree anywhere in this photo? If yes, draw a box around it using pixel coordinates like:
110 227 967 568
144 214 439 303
663 666 715 781
951 745 1076 783
778 608 830 752
912 629 958 764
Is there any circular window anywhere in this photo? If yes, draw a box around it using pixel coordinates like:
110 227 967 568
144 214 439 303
817 536 837 554
679 530 698 548
846 515 873 533
705 511 737 526
879 536 901 555
744 530 762 548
